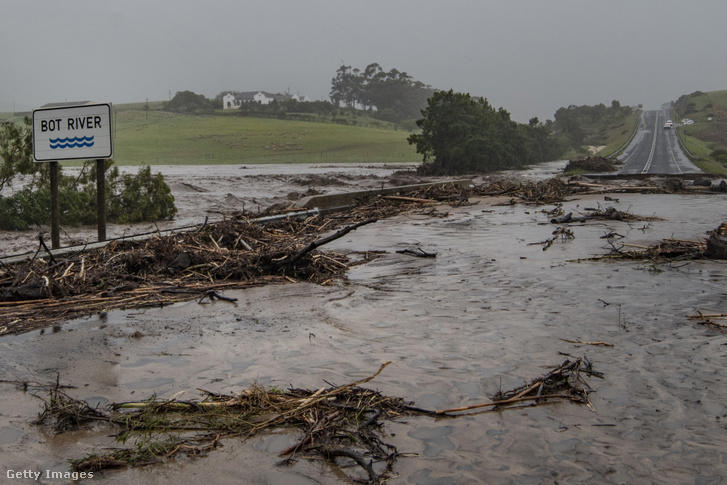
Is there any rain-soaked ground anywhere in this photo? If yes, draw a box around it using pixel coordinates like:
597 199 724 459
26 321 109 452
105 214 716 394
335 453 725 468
1 163 726 484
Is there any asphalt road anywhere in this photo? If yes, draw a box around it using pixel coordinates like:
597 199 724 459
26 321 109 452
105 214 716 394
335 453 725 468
617 110 702 174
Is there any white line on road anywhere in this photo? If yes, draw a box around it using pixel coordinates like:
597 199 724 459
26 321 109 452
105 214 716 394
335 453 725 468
665 123 682 174
641 112 659 174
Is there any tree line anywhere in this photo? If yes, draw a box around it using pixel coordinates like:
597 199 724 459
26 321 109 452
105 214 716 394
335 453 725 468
164 63 434 124
329 63 434 121
551 100 634 150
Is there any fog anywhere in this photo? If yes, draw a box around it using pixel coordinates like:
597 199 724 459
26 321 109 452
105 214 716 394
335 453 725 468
1 0 725 121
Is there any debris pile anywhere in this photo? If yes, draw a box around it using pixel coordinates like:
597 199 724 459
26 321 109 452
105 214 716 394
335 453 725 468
0 217 373 334
594 238 707 261
474 178 586 204
550 206 661 224
0 183 474 335
564 156 618 173
35 359 599 483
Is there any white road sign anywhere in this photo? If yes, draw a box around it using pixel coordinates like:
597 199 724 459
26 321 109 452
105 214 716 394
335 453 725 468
33 103 113 162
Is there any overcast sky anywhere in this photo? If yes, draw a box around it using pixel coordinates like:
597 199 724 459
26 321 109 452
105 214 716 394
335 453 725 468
2 0 726 121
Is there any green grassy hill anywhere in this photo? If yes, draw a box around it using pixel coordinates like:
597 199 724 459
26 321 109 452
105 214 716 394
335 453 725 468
554 103 641 159
2 103 420 165
594 110 641 157
672 89 727 175
112 106 419 165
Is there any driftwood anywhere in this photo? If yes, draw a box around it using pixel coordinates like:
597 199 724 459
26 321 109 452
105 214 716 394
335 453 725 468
395 247 437 258
551 207 660 224
284 218 377 266
529 226 574 251
435 357 600 415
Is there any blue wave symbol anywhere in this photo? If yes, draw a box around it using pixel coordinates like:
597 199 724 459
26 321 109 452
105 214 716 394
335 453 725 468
49 136 94 143
49 136 95 149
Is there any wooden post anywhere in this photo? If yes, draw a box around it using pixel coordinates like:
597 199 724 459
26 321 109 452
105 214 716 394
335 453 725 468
96 159 106 242
49 161 60 249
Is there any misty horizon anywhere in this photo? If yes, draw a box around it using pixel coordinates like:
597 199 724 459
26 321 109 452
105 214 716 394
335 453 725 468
2 0 726 122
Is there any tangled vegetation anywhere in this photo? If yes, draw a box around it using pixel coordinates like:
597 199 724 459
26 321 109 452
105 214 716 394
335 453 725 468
34 358 599 483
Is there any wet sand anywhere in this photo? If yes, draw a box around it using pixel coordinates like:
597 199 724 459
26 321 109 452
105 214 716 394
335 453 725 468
1 164 726 484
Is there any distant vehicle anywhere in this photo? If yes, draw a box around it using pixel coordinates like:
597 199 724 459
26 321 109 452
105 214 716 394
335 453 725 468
664 120 673 129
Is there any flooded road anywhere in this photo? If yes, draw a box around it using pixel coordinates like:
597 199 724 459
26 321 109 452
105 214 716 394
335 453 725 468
0 163 417 257
1 184 726 483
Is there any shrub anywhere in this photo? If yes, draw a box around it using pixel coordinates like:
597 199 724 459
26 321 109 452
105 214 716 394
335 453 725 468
109 166 177 223
0 164 176 230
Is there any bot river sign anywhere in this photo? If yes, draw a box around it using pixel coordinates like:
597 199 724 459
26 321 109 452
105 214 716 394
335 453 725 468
32 103 113 162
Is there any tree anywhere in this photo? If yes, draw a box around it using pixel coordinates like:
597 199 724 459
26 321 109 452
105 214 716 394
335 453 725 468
164 91 214 114
408 90 564 175
0 118 177 230
0 117 35 194
408 90 530 175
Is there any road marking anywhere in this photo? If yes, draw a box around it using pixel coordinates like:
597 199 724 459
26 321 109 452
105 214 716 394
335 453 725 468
665 123 682 174
641 112 659 174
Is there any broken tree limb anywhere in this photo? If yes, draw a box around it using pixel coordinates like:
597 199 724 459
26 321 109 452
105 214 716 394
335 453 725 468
436 357 598 415
435 393 583 415
285 218 377 266
688 312 727 319
396 247 437 258
559 338 614 347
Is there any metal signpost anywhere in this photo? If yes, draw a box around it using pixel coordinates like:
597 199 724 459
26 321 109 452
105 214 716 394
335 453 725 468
32 103 113 248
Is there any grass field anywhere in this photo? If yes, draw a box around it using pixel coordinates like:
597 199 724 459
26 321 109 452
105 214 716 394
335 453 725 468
112 108 420 165
1 103 420 166
672 89 727 175
598 110 641 158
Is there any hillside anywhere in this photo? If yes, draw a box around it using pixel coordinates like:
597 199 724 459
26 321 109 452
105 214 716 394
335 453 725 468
1 104 420 165
552 102 641 159
672 89 727 175
112 106 419 165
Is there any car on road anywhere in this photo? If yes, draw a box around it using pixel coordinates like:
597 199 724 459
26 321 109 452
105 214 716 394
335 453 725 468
664 120 673 129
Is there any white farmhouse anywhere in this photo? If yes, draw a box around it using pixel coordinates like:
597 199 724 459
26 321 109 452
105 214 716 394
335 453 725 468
221 91 297 109
222 93 241 110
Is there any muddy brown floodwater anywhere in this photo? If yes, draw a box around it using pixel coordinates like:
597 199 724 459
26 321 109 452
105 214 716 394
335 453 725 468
1 163 726 484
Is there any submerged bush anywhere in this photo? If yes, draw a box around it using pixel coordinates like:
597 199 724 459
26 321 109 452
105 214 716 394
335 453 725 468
0 164 176 230
109 166 176 223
